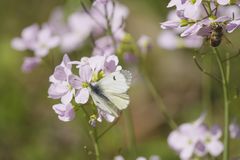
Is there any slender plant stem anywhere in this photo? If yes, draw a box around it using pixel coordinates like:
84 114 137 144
104 2 117 50
97 118 120 140
202 56 212 120
89 129 100 160
124 107 137 158
139 57 177 129
213 48 229 160
81 106 101 160
226 52 230 84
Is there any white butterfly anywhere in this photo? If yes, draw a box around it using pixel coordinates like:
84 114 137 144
90 70 132 117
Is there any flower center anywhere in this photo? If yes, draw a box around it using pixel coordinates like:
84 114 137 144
205 136 212 143
190 0 196 4
82 82 89 88
92 70 105 82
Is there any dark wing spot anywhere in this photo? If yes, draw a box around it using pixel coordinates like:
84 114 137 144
96 101 100 104
113 76 116 81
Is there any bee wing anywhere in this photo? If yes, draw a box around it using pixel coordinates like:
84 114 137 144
223 35 233 47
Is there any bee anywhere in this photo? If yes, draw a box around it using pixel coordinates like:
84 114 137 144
209 23 224 47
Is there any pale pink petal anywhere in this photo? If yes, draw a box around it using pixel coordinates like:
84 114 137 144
207 140 224 156
79 64 93 82
21 57 41 73
61 91 73 104
75 88 90 104
11 38 26 51
180 146 194 160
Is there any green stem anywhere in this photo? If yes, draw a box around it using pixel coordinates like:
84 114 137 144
213 48 229 160
89 129 100 160
202 56 212 120
139 57 177 129
226 52 230 84
97 118 119 140
81 106 101 160
124 107 137 158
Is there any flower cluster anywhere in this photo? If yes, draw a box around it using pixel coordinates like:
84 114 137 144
48 54 121 123
160 0 240 48
114 155 160 160
168 114 223 160
11 24 60 72
12 0 153 73
158 10 203 50
11 0 129 72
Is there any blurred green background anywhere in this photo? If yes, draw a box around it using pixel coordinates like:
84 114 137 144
1 0 240 159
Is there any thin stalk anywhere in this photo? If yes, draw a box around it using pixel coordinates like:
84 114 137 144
89 129 100 160
193 55 222 84
213 48 230 160
139 57 177 129
201 56 212 120
226 52 230 84
81 106 101 160
124 107 137 158
103 2 117 50
97 118 119 140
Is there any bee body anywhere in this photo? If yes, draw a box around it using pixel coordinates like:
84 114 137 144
209 23 224 47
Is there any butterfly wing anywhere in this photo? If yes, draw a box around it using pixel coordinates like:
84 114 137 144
90 90 119 117
98 70 132 93
97 70 132 110
104 92 130 110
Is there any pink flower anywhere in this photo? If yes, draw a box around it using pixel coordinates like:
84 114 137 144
90 1 129 35
60 12 94 52
157 31 203 50
157 31 179 50
70 64 93 104
69 55 119 104
92 36 116 56
21 57 41 73
168 113 223 160
33 25 60 57
180 16 231 37
12 24 59 57
230 122 240 139
48 54 75 105
217 0 230 5
167 0 203 19
11 24 39 51
52 103 75 122
202 125 224 157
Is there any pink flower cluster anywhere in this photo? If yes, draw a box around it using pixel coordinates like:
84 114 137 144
158 10 203 50
168 114 224 160
48 54 120 122
11 0 129 72
12 24 60 72
159 0 240 48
